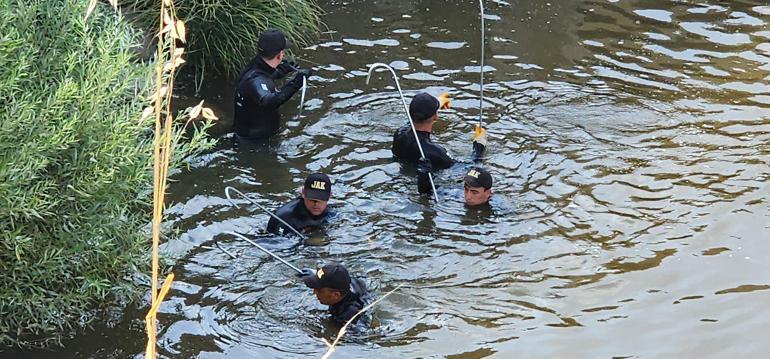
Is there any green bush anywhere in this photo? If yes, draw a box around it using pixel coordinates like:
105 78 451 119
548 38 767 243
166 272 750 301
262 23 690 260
0 0 214 347
127 0 322 75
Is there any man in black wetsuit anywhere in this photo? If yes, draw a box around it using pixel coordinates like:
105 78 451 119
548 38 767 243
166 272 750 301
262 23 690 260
233 28 311 141
392 92 486 170
299 263 370 325
393 92 489 197
392 92 457 170
418 165 493 206
266 173 332 236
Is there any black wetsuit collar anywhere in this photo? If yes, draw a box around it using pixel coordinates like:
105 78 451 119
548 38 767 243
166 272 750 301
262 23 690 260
415 130 432 140
291 197 328 221
253 57 276 75
329 291 356 316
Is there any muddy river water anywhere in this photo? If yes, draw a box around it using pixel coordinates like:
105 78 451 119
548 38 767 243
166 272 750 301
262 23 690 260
11 0 770 358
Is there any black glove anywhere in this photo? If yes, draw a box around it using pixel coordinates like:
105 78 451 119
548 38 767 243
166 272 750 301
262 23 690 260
274 59 298 79
296 68 313 79
472 141 486 162
417 157 432 174
286 68 313 89
417 157 433 195
296 267 315 279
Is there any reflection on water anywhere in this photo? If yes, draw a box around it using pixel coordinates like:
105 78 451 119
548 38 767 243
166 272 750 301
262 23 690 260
10 0 770 358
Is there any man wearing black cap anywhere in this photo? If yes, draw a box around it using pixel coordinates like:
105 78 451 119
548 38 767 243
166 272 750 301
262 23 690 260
392 92 456 170
266 173 333 236
233 28 312 140
417 166 494 206
461 167 493 206
299 263 370 325
392 92 487 169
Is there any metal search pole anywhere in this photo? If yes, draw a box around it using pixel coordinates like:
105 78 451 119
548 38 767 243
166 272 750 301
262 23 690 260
288 63 308 118
224 186 308 241
479 0 486 128
298 76 307 118
365 63 440 202
227 231 303 274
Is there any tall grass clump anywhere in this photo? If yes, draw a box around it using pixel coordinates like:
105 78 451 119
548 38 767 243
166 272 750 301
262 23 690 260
126 0 321 75
0 0 214 347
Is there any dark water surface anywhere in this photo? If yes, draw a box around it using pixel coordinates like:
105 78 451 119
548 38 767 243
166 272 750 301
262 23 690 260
10 0 770 358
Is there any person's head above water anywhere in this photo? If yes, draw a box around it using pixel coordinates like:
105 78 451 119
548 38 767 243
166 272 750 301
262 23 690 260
409 92 450 132
301 173 331 216
257 28 292 67
463 167 493 206
302 263 351 305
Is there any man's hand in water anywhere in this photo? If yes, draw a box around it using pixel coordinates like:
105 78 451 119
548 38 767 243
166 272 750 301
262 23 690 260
417 157 434 195
297 268 316 279
472 124 487 160
417 157 433 174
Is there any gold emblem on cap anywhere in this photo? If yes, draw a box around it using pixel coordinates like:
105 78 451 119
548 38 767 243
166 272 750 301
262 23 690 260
311 180 326 190
467 169 480 178
317 268 325 279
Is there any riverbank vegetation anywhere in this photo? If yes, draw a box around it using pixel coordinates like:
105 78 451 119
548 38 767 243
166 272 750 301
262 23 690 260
0 0 214 347
126 0 322 75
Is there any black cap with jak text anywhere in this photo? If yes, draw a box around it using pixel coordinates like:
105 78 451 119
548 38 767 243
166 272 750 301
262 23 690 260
303 173 331 201
464 167 493 189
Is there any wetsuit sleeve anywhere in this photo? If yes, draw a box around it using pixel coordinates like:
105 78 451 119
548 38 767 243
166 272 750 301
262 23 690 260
245 76 301 112
424 143 455 170
471 141 485 162
417 171 433 195
416 157 434 195
266 216 279 235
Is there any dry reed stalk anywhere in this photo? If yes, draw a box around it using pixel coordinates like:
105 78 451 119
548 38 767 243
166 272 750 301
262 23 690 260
321 285 403 359
143 0 214 357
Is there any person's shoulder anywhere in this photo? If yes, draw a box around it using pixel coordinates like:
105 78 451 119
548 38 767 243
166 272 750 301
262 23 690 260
393 124 412 138
333 304 360 325
351 277 368 294
274 198 301 217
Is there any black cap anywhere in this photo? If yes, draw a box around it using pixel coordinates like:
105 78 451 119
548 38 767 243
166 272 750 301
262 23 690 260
464 167 493 189
302 263 351 293
303 173 331 201
409 92 440 122
258 28 292 58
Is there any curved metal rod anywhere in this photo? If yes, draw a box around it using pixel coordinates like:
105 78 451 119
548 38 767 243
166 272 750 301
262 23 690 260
479 0 485 127
214 240 238 259
224 186 308 240
365 63 440 202
227 232 303 274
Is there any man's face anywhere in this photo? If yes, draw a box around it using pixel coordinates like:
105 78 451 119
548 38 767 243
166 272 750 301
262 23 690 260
302 192 329 216
464 184 491 206
313 287 344 305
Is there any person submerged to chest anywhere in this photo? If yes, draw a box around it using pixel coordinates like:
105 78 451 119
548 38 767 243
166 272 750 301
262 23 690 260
301 263 371 325
266 173 333 236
